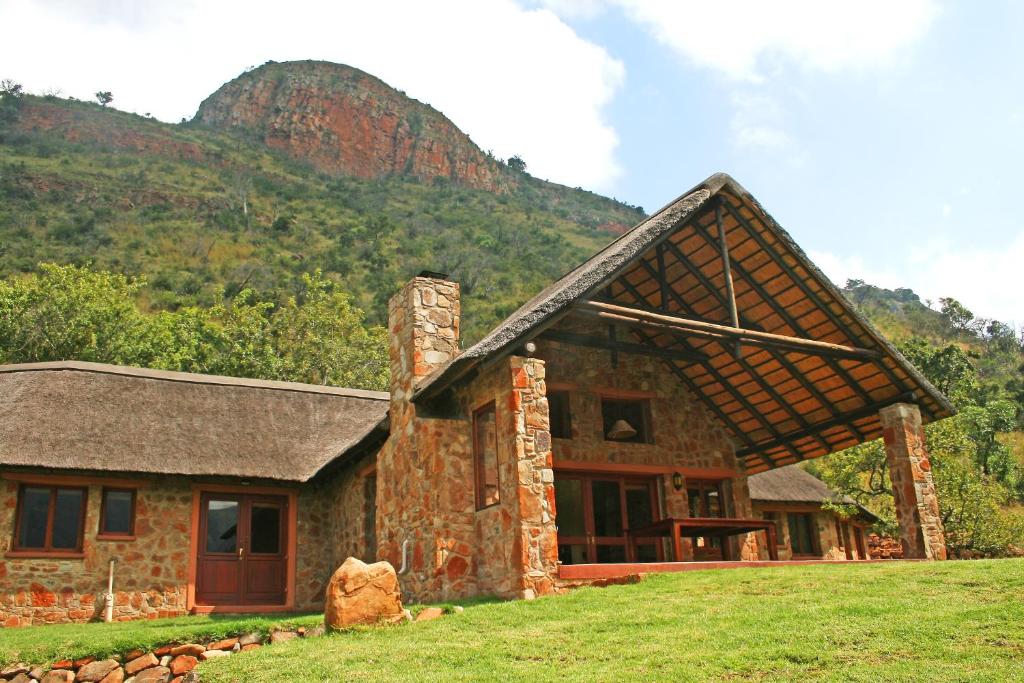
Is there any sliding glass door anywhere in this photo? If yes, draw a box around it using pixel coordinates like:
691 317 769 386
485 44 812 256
554 472 660 565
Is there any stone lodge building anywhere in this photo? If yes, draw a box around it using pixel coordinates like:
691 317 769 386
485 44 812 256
0 174 952 625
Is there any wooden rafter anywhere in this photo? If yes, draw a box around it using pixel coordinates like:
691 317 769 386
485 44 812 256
575 300 882 362
717 197 929 419
736 391 916 459
538 329 707 364
678 208 870 440
624 259 833 455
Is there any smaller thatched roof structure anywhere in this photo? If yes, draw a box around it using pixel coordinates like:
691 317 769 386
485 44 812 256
0 361 389 482
747 465 855 504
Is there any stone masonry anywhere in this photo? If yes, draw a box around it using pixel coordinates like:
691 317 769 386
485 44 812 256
879 403 946 560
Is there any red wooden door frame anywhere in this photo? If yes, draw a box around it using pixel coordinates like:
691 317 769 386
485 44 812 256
554 471 661 564
187 484 297 614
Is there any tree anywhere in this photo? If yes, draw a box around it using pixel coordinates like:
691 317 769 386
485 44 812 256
506 155 527 173
0 263 149 366
95 91 113 106
0 79 24 123
939 297 976 335
899 337 979 406
272 271 388 389
0 79 23 98
0 263 389 391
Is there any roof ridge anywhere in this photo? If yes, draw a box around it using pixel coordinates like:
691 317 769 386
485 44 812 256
0 360 390 401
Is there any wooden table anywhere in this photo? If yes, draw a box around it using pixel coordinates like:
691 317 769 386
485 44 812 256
627 517 779 562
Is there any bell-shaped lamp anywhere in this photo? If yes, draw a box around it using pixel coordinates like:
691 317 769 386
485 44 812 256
606 418 638 440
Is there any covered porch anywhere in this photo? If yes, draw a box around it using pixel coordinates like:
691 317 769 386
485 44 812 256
413 174 954 593
524 176 954 577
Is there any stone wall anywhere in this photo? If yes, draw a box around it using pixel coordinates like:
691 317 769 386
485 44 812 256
0 477 191 626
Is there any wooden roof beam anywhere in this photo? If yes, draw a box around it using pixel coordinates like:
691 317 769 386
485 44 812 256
736 391 917 458
538 329 707 364
575 300 883 362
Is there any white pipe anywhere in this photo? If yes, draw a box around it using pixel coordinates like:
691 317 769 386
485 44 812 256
103 559 115 623
397 539 411 575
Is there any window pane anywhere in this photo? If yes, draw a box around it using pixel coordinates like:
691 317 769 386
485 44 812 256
625 486 654 529
591 480 622 537
206 500 238 553
706 489 722 518
250 505 281 554
18 487 50 549
474 404 499 508
102 490 133 534
554 478 585 537
601 399 650 443
548 391 572 439
788 513 815 555
687 488 701 517
52 489 83 549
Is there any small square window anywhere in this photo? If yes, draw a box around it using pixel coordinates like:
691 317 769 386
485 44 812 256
14 485 86 553
601 398 652 444
548 391 572 440
100 488 136 537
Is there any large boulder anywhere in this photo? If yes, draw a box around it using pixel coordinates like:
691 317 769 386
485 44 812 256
325 557 404 629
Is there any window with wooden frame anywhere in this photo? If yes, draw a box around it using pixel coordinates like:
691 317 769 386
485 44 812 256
99 488 136 538
787 512 818 556
12 485 87 554
601 398 652 444
473 402 500 509
548 390 572 440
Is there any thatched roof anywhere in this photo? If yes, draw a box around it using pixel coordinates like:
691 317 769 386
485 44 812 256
748 465 878 522
0 361 388 482
416 173 953 473
748 465 855 504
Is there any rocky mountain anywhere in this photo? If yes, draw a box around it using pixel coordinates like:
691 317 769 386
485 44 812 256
0 61 643 341
195 61 507 191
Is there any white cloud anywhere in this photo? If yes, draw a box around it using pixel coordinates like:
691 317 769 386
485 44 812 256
730 92 791 150
540 0 937 154
0 0 625 190
810 231 1024 326
603 0 938 80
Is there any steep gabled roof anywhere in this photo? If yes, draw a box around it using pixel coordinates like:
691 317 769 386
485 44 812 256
416 173 953 472
0 361 389 482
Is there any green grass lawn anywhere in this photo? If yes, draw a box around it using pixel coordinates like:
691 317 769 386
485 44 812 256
0 612 323 665
196 560 1024 682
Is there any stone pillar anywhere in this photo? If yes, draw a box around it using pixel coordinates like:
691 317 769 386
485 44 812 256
508 356 559 598
879 403 946 560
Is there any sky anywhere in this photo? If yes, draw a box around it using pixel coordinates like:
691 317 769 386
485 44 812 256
1 0 1021 325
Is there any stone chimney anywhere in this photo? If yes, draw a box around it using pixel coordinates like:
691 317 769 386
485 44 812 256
387 272 461 403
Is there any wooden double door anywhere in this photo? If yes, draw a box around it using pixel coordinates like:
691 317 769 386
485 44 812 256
196 493 287 606
554 472 661 564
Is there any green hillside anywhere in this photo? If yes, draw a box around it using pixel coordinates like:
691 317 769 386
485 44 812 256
0 89 641 343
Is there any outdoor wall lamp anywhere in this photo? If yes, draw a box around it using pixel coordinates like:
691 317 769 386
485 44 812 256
672 472 684 491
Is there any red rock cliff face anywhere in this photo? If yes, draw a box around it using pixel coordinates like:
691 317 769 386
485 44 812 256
195 61 507 191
